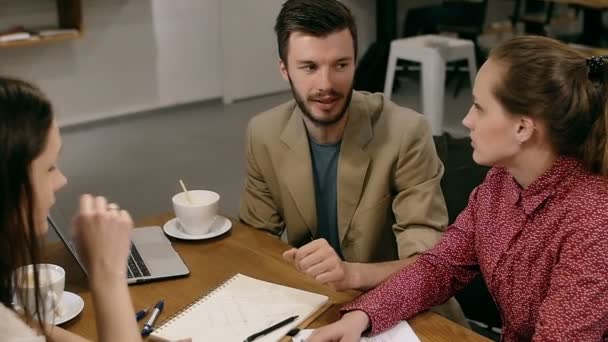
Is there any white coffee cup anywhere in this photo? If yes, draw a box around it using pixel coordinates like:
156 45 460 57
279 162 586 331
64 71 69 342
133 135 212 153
172 190 220 235
14 263 65 317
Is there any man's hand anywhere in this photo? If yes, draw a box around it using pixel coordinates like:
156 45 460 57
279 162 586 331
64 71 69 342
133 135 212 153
282 239 359 291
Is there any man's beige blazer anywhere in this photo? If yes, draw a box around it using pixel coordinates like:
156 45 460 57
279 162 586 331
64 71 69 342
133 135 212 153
239 91 448 262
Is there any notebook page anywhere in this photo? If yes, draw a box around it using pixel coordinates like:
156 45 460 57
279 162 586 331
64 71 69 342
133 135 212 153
150 274 329 342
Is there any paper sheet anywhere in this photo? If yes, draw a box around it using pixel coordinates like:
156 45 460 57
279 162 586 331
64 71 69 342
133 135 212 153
292 321 420 342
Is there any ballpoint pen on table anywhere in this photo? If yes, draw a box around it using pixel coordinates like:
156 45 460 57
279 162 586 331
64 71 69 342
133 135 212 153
141 300 164 336
135 308 148 321
243 315 299 342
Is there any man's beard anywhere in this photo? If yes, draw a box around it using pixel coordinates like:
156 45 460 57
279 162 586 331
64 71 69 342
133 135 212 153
288 76 353 127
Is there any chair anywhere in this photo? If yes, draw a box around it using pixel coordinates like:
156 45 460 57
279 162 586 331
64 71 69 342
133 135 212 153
510 0 555 35
433 133 500 340
438 0 488 40
383 35 477 136
437 0 489 96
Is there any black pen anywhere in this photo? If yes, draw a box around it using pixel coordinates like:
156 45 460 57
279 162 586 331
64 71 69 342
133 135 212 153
141 300 164 336
135 308 148 321
243 315 299 342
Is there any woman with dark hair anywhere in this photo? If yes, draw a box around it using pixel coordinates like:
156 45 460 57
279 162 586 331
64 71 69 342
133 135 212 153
309 35 608 341
0 77 141 341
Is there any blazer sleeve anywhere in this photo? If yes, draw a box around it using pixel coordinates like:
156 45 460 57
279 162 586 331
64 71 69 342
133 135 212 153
342 187 480 334
392 115 448 258
238 121 285 236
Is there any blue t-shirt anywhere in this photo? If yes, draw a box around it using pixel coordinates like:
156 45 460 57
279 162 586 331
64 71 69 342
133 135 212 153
308 137 343 258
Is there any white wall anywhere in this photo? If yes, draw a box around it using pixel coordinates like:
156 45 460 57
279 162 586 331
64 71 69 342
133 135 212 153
151 1 222 108
344 0 376 62
220 0 376 103
0 0 222 127
220 0 286 104
0 0 376 125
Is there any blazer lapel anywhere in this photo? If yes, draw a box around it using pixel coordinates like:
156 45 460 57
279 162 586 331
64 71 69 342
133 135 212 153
337 93 373 244
280 106 317 237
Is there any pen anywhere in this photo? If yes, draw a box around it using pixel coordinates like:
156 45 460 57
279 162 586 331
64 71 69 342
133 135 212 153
141 300 164 336
135 308 148 321
287 327 301 337
243 315 299 342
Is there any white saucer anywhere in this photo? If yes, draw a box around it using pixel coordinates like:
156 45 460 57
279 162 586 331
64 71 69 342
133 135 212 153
50 291 84 325
162 216 232 240
15 291 84 325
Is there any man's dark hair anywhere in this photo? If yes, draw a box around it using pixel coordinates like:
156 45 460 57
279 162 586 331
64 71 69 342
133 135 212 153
274 0 357 63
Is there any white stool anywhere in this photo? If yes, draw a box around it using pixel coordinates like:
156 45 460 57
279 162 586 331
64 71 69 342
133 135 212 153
384 35 477 136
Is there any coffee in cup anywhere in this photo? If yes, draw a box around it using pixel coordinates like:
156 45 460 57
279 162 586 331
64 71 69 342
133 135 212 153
172 190 220 235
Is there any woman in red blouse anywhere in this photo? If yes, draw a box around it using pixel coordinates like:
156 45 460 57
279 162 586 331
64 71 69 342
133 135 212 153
308 36 608 341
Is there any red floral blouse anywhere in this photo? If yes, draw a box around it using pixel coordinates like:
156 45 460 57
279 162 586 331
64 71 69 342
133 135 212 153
344 157 608 341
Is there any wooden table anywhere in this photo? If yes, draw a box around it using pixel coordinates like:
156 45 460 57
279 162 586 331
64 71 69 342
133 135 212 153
45 214 491 342
548 0 608 9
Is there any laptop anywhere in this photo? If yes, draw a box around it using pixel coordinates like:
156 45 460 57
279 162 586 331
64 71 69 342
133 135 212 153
48 215 190 284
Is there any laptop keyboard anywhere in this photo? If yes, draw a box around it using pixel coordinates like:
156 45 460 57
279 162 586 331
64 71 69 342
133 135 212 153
127 243 151 279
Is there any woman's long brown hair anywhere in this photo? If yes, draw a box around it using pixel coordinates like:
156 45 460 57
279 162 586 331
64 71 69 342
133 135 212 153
0 76 54 334
490 35 608 176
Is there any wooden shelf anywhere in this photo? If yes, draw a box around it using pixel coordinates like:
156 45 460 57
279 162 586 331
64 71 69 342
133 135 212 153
0 0 82 48
0 31 81 48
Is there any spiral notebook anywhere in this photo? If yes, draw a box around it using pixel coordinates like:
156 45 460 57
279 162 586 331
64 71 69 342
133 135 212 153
149 273 330 342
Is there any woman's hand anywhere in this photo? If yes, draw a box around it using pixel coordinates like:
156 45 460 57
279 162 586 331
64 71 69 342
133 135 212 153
307 310 370 342
72 194 133 282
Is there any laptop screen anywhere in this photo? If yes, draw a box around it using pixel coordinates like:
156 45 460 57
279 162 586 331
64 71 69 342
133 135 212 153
48 207 88 275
